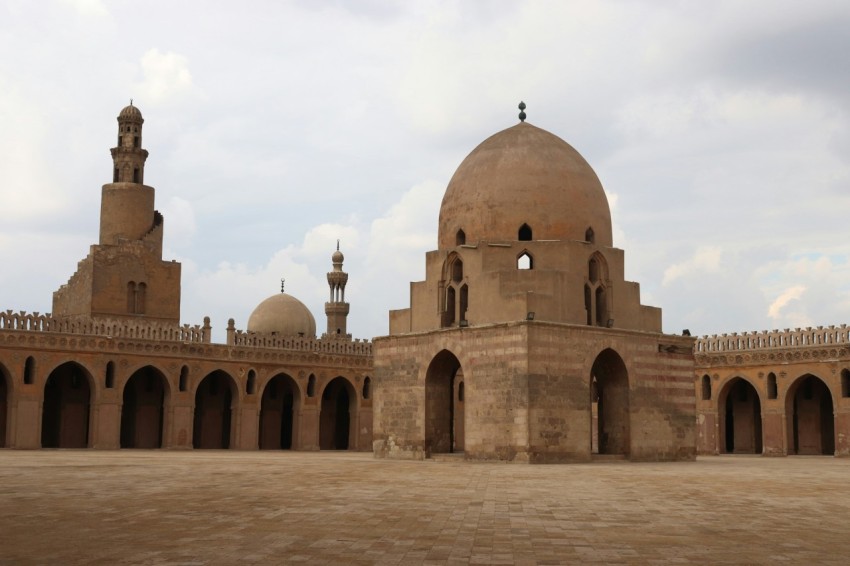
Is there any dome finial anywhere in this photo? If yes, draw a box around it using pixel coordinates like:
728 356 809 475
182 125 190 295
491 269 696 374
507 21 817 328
518 101 526 122
130 98 133 107
280 278 285 293
336 239 340 251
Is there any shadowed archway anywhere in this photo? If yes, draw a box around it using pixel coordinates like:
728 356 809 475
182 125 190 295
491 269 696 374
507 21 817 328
718 378 762 454
193 370 237 449
42 362 92 448
786 374 834 455
590 349 629 456
425 350 465 455
320 377 356 450
120 366 168 448
259 373 301 450
319 377 357 450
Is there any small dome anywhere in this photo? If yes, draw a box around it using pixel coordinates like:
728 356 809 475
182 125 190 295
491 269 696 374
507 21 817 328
438 121 612 249
118 103 143 122
332 250 344 264
247 293 316 337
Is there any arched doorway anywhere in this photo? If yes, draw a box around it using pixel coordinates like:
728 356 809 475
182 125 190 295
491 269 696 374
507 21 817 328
120 366 168 448
590 349 629 456
259 373 301 450
0 363 9 447
786 374 834 455
424 350 464 455
320 377 356 450
42 362 92 448
193 370 237 449
718 378 762 454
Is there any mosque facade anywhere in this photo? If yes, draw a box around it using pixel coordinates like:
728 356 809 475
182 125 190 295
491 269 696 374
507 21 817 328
1 103 848 460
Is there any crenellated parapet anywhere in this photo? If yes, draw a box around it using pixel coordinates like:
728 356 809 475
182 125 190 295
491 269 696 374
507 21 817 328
0 310 211 343
228 329 371 356
695 325 850 353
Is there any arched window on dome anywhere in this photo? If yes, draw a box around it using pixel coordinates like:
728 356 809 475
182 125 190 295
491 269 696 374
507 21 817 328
517 251 533 270
585 227 595 243
459 284 468 323
518 224 532 241
595 286 609 327
445 287 456 327
451 257 463 283
456 229 466 246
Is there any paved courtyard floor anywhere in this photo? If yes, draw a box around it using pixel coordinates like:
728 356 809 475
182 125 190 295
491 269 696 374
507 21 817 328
1 451 848 565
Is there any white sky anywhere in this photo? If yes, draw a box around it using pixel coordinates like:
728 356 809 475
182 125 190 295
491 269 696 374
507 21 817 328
1 0 848 342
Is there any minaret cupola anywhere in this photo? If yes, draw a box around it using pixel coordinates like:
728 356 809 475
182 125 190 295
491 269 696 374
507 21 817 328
111 101 149 184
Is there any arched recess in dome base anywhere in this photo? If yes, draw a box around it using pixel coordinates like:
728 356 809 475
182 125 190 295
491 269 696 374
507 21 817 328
320 377 356 450
425 350 465 456
590 349 629 456
259 373 301 450
42 362 93 448
193 370 238 449
786 374 834 455
120 365 170 449
718 377 762 455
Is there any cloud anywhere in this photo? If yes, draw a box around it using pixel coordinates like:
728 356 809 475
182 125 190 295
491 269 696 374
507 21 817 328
767 285 806 320
134 49 196 104
662 246 722 287
59 0 108 17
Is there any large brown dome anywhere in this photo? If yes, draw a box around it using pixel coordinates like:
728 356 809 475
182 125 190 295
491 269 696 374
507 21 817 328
247 293 316 337
438 121 612 249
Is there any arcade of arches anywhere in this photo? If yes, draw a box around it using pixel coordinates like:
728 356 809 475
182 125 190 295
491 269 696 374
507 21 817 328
0 347 372 451
696 353 848 456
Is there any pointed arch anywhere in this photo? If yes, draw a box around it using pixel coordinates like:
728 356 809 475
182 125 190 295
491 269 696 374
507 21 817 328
767 372 778 400
42 361 93 448
23 356 35 385
517 251 533 270
590 349 629 456
320 376 357 450
193 370 238 449
585 227 595 243
456 229 466 246
717 377 762 454
121 365 169 448
425 350 465 455
518 223 532 241
785 374 834 455
259 373 301 450
701 375 711 401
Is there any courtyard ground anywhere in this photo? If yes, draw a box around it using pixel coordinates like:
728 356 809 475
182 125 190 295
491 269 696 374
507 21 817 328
0 451 848 565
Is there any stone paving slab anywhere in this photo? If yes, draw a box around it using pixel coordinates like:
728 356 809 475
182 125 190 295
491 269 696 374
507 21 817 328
0 451 849 564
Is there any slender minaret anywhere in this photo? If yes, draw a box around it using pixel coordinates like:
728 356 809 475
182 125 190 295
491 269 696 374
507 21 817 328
325 241 350 337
